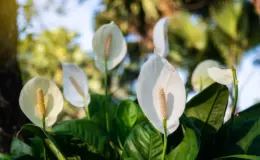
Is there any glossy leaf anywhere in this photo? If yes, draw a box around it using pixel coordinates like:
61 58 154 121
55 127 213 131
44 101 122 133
116 100 146 143
52 118 112 157
16 124 66 159
185 83 229 132
30 137 45 159
236 119 260 154
10 138 33 158
166 126 199 160
215 118 260 157
185 83 229 159
214 154 260 160
123 122 163 160
52 134 107 160
88 94 118 131
230 103 260 125
116 100 145 128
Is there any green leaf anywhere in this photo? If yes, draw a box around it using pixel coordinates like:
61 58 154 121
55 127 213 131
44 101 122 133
16 124 67 159
231 103 260 125
10 138 33 158
13 155 35 160
185 83 229 159
52 134 107 160
30 137 44 159
214 154 260 160
185 83 229 132
210 0 242 39
116 100 142 128
0 153 13 160
16 124 45 138
216 118 260 157
166 126 199 160
123 122 163 160
88 94 107 116
88 94 118 131
116 100 146 143
236 119 260 154
210 27 232 59
52 118 111 157
168 11 207 51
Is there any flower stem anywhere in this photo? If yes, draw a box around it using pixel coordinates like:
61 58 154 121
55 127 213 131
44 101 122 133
43 147 47 160
161 119 167 160
231 66 238 124
104 60 110 132
85 106 90 120
44 139 66 160
84 96 90 120
42 115 46 130
42 115 47 159
199 76 203 92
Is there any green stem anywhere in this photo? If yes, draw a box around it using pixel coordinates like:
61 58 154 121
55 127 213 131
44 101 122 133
42 115 47 160
43 147 47 160
104 60 110 132
199 76 203 92
117 136 124 149
42 115 46 130
84 106 90 120
84 96 90 120
161 119 167 160
44 139 66 160
231 66 238 124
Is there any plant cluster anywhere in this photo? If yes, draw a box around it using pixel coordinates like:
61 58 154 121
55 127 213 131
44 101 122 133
1 18 260 160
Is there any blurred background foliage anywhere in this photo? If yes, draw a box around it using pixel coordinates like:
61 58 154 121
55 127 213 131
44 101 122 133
17 0 260 120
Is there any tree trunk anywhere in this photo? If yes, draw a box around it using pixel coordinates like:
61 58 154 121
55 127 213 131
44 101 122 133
0 0 27 153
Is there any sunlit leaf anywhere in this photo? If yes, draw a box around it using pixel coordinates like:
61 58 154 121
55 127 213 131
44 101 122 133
52 118 113 157
123 122 163 160
166 126 199 160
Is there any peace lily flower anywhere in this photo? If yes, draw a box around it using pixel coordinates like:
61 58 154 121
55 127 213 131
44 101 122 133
61 62 90 108
207 67 233 85
136 54 186 135
153 17 169 57
92 21 127 72
19 76 63 128
191 60 221 91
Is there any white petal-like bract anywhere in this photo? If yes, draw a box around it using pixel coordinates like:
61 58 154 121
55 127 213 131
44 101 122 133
136 54 186 135
92 22 127 72
191 60 221 91
19 76 63 128
153 17 169 57
207 67 233 85
61 62 90 108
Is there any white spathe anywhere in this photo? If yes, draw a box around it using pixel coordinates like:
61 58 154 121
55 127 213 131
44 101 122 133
92 21 127 72
19 76 63 128
191 60 221 91
136 54 186 135
153 17 169 57
207 67 233 85
61 62 90 108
